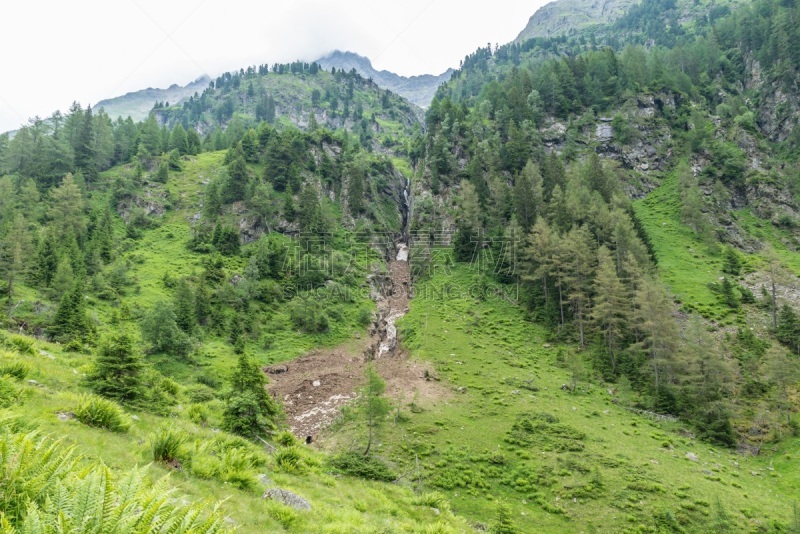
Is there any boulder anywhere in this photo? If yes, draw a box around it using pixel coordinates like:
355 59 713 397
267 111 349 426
263 489 311 510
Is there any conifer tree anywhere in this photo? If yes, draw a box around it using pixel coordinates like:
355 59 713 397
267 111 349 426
359 363 390 456
89 329 145 403
632 277 678 398
222 143 249 202
222 353 282 438
51 281 91 343
591 246 628 373
169 124 189 155
173 279 195 333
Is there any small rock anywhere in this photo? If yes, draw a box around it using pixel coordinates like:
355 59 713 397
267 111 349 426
312 380 321 387
751 471 760 476
510 390 520 395
27 380 40 387
131 415 140 421
702 470 713 476
258 474 273 486
354 333 361 340
543 344 551 349
265 365 289 375
686 452 699 462
56 412 76 422
263 489 311 510
456 386 467 394
432 508 440 516
39 350 55 360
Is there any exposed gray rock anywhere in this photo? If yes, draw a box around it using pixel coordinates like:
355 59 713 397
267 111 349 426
686 452 699 462
263 488 311 510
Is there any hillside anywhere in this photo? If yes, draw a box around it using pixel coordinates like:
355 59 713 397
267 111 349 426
516 0 637 41
152 63 423 153
316 51 452 109
95 76 211 123
3 0 800 532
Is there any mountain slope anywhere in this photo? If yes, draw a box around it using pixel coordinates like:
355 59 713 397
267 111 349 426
316 51 452 109
154 63 422 151
516 0 637 41
94 76 210 122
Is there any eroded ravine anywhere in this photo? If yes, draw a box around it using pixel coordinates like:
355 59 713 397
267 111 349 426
265 175 429 440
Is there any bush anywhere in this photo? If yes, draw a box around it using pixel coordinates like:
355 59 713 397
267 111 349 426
274 445 305 473
275 430 299 447
74 395 130 433
329 452 396 482
0 358 31 381
187 403 210 425
0 376 19 408
7 335 35 355
187 384 216 403
150 426 187 464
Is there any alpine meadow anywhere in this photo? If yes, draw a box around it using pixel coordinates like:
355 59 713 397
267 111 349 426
4 0 800 532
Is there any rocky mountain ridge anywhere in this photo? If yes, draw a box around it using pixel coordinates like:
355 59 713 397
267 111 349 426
315 50 452 109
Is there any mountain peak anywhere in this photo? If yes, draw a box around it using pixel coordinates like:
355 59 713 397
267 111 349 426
516 0 637 42
315 50 452 109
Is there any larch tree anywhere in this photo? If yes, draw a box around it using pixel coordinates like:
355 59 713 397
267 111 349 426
591 245 629 373
632 276 678 398
560 225 596 348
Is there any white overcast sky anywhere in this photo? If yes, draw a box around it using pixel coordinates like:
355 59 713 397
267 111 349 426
0 0 547 132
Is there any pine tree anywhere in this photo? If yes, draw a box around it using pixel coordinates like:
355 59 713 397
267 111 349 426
222 143 249 203
169 124 189 155
51 281 91 343
173 279 195 333
35 230 59 287
591 246 628 373
222 353 282 438
48 173 86 241
560 225 596 348
722 247 742 276
89 329 145 403
359 363 390 456
489 502 519 534
632 277 678 397
74 106 97 186
513 161 540 231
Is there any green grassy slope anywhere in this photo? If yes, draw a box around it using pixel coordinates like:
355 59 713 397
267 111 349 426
1 333 470 533
381 266 799 533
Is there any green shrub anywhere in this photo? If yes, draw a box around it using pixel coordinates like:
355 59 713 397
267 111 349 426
0 360 31 381
264 500 301 529
329 452 396 482
74 395 130 432
275 430 299 447
274 445 305 473
186 403 210 425
7 335 35 355
150 426 187 464
413 492 451 512
187 384 217 403
0 376 19 408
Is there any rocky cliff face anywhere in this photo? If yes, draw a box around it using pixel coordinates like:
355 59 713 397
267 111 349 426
316 51 452 109
516 0 637 41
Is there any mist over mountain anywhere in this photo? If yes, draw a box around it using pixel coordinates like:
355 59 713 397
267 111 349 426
93 76 211 123
316 50 452 108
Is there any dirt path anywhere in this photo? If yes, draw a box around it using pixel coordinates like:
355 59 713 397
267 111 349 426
265 243 444 440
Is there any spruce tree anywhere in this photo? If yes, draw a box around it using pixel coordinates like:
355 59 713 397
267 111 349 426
51 281 91 343
89 329 145 403
173 279 195 333
222 353 282 438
